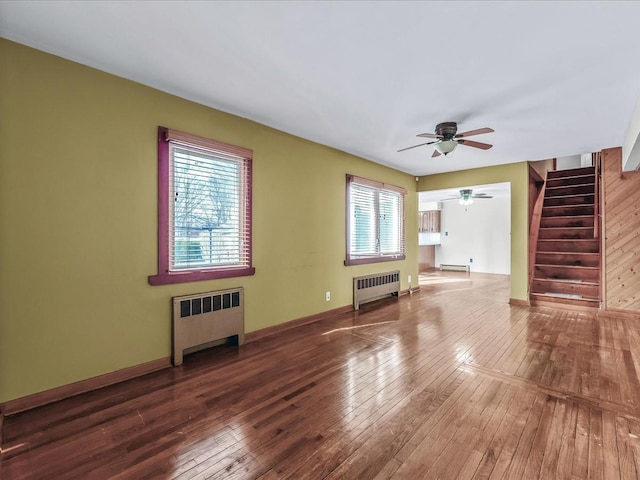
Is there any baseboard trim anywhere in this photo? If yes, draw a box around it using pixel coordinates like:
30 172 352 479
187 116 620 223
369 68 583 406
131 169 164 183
598 308 640 320
509 298 531 307
245 305 354 343
401 286 421 296
1 357 171 416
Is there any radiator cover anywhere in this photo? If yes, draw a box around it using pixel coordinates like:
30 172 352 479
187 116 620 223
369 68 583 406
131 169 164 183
353 270 400 310
172 287 244 366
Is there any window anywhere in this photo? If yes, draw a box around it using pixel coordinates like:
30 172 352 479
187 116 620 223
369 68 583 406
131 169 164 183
149 127 255 285
345 174 406 265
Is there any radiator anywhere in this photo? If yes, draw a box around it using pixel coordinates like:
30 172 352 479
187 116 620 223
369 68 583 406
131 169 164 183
353 270 400 310
440 264 470 273
172 287 244 366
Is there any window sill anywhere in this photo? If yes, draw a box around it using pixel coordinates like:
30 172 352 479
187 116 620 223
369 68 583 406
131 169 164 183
344 255 406 266
148 267 256 285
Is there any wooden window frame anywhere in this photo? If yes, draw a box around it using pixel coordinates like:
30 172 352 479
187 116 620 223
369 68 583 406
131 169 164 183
149 127 255 285
345 174 406 266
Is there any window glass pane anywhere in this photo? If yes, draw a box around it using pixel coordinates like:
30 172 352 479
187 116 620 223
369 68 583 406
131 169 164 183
350 184 377 255
379 190 401 254
171 146 243 271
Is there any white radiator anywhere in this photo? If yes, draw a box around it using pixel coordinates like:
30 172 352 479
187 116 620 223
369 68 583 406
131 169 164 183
440 264 470 273
172 287 244 366
353 271 400 310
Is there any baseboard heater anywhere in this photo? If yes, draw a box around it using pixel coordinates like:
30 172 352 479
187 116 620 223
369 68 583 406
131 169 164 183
172 287 244 366
353 270 400 310
440 264 470 273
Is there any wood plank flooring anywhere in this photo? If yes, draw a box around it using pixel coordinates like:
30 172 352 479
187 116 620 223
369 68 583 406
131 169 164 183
3 272 640 479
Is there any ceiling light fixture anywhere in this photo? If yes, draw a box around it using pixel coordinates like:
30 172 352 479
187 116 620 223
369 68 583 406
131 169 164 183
434 139 458 156
458 189 474 206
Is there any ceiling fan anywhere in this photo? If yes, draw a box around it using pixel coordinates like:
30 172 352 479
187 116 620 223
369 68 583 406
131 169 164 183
398 122 494 157
441 189 493 206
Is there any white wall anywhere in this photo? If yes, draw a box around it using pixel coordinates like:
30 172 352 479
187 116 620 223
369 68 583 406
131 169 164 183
623 92 640 172
435 196 511 275
556 155 581 170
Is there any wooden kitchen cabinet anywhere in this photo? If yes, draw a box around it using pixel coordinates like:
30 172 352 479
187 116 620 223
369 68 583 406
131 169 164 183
419 210 441 233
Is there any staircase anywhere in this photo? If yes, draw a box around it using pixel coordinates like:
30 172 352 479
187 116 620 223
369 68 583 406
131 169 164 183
530 166 601 309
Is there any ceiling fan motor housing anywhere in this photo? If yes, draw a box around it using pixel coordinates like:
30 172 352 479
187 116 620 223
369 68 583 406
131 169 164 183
435 122 458 139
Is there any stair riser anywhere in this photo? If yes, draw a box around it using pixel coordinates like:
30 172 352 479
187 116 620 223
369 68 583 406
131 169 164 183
538 227 595 240
531 279 599 298
545 184 594 197
537 240 599 253
547 167 595 179
544 195 594 207
535 252 600 267
529 294 599 309
534 265 599 282
541 205 595 217
540 216 594 228
546 175 595 188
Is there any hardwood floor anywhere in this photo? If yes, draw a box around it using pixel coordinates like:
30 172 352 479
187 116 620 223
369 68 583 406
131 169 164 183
3 272 640 479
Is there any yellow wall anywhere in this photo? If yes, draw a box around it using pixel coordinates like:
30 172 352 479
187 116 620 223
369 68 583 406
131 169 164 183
0 40 418 403
417 162 530 301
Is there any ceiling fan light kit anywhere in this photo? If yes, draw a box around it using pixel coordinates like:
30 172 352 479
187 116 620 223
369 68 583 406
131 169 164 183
398 121 494 157
434 139 457 156
458 189 474 206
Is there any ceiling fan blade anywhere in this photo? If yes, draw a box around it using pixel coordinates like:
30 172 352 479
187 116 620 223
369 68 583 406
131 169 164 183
432 150 441 158
397 141 438 152
458 139 493 150
417 132 441 139
455 127 494 138
472 195 493 199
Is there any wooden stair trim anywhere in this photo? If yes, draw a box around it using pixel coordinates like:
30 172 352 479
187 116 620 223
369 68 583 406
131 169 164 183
528 169 547 292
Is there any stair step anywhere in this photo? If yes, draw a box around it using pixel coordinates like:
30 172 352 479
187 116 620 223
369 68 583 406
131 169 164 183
537 239 599 253
544 194 594 207
530 293 599 310
531 278 600 298
538 227 595 240
545 184 594 197
540 215 594 228
535 252 600 267
534 264 600 282
546 174 595 188
546 167 595 179
541 204 594 217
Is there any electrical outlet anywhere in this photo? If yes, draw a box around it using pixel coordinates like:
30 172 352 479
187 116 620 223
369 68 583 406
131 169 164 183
408 275 412 284
325 291 331 301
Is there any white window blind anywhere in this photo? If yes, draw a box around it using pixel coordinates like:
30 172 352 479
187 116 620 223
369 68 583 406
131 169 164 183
346 175 405 265
169 141 251 272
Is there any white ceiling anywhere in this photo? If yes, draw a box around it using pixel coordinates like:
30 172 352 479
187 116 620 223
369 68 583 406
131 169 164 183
2 1 640 176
